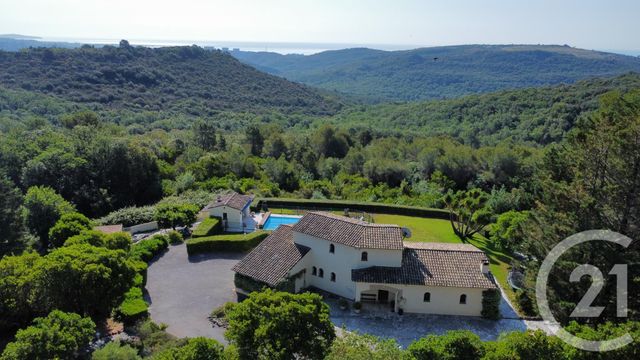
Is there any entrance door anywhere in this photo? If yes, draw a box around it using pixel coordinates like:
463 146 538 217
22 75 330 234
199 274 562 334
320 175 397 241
378 290 389 303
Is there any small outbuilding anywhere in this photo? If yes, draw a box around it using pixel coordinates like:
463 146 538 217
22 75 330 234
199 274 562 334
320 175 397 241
202 192 255 232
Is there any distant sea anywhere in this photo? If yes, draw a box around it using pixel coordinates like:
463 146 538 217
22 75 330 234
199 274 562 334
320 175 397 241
39 37 419 55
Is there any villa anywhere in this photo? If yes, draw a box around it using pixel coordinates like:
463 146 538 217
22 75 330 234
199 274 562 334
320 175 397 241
232 211 497 316
202 192 255 232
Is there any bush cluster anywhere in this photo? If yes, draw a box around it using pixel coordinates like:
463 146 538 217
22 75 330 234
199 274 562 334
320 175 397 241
96 206 156 227
130 234 169 262
191 217 222 238
186 231 269 255
115 287 148 325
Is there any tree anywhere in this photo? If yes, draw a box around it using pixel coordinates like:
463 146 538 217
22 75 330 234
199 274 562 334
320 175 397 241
1 310 95 360
35 244 136 318
407 330 485 360
488 210 529 251
483 330 566 360
154 203 199 229
92 341 141 360
23 186 75 249
0 174 24 254
311 124 350 158
60 110 100 128
64 230 132 251
326 332 407 360
225 289 335 360
193 119 217 151
48 212 93 248
152 337 223 360
246 124 264 156
443 189 491 240
0 252 42 331
263 156 299 192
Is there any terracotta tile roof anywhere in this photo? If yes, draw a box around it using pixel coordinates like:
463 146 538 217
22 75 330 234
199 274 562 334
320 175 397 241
94 224 124 234
232 225 310 287
291 212 403 250
204 192 254 211
352 244 496 289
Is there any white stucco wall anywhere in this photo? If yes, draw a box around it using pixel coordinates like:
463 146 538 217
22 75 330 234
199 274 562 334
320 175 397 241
291 232 402 299
355 282 486 316
209 206 249 232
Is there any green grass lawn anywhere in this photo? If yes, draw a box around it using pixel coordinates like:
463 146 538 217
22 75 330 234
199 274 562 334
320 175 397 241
372 214 515 307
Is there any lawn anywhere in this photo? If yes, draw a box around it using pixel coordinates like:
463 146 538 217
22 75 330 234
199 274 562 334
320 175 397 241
371 214 515 306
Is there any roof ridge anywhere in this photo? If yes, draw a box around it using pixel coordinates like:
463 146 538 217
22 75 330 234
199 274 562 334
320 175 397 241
309 211 399 228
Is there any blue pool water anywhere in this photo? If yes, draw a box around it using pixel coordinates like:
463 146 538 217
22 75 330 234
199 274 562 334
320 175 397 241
262 214 302 230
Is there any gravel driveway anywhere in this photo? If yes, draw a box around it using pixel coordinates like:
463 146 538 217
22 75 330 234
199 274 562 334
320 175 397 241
145 243 242 343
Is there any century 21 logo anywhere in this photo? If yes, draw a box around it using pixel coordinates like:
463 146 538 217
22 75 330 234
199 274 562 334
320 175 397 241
536 230 632 352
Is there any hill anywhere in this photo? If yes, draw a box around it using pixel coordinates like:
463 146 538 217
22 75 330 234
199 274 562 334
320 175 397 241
323 73 640 146
232 44 640 102
0 42 341 115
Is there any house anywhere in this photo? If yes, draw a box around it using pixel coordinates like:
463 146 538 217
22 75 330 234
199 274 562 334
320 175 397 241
232 211 497 316
202 192 255 232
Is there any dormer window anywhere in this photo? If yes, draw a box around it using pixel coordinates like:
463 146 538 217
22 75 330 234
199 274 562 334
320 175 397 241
312 266 317 276
329 244 335 253
361 252 368 261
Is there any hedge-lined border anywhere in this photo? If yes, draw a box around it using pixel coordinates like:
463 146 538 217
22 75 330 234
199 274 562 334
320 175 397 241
186 231 269 255
252 198 451 220
192 217 222 238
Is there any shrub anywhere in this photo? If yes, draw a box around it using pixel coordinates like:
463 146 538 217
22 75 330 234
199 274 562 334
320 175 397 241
408 330 485 360
191 217 222 238
186 231 269 255
254 198 451 219
481 288 501 320
167 230 184 244
130 234 169 262
115 287 148 324
64 230 132 251
48 212 93 247
96 206 156 227
92 341 141 360
154 203 199 229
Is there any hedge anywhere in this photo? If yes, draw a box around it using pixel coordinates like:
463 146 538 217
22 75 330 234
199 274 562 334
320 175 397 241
130 234 169 262
115 287 148 324
192 217 222 238
253 198 451 220
186 231 269 255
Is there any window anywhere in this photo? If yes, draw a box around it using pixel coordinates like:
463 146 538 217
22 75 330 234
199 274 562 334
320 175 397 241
319 269 324 278
329 244 335 253
459 294 467 304
423 292 431 302
331 272 336 282
312 266 317 276
361 251 368 261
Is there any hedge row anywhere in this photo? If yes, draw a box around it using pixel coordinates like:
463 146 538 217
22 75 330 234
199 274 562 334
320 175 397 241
252 198 451 220
115 287 148 324
192 217 222 238
130 234 169 262
186 231 269 255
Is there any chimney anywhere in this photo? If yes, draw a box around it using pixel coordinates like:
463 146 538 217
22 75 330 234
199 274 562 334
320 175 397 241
481 259 490 274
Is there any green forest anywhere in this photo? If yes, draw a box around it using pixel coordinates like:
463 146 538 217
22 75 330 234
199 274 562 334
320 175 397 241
1 43 639 359
233 44 640 101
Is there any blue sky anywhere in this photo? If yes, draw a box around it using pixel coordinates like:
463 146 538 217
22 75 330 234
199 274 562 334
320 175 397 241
1 0 639 53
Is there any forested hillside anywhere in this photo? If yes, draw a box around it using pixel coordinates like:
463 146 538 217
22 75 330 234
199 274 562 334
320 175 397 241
0 41 341 115
233 44 640 101
324 73 640 145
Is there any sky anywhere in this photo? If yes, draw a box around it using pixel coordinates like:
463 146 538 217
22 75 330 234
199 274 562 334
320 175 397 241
1 0 639 53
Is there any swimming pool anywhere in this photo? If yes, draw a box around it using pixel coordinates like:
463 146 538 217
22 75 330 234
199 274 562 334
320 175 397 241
262 214 302 230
